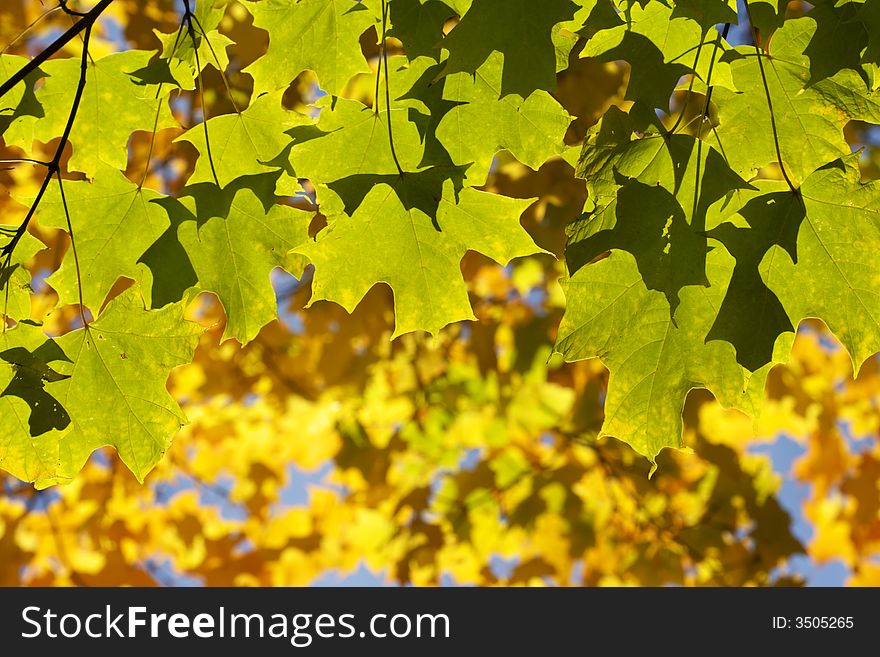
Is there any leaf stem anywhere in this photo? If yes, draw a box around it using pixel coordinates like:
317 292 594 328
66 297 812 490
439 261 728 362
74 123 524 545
380 0 404 177
55 171 88 327
183 0 221 186
190 12 241 114
0 158 51 166
667 35 705 136
743 1 799 195
140 22 187 190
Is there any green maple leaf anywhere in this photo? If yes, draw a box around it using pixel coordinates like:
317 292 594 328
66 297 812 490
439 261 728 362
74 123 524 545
295 180 544 337
242 0 377 97
0 322 75 488
554 247 777 462
34 164 170 313
11 50 178 177
48 288 202 482
553 1 622 72
176 90 308 194
711 17 880 183
571 108 752 276
288 95 426 186
436 51 572 184
703 185 802 372
440 0 579 97
164 181 312 343
758 158 880 374
701 157 880 374
580 2 736 112
671 0 738 28
154 0 233 90
0 265 35 323
389 0 457 59
801 0 872 84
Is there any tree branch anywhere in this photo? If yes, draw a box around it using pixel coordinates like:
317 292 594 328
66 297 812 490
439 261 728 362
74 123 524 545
2 11 99 323
0 0 112 100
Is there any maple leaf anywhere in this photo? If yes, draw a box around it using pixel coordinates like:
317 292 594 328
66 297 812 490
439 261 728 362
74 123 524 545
242 0 377 97
0 322 73 487
0 216 43 322
34 164 170 313
295 180 544 337
153 0 233 90
48 288 202 482
0 54 43 139
160 180 312 343
436 52 572 184
758 157 880 374
555 247 775 462
8 50 178 177
440 0 579 97
703 186 803 372
711 17 880 183
3 0 880 498
176 90 309 195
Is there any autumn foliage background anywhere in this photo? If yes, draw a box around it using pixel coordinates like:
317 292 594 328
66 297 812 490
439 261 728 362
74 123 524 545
1 0 879 587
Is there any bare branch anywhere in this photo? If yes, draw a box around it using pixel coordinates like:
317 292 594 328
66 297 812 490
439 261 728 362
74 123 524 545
0 0 112 100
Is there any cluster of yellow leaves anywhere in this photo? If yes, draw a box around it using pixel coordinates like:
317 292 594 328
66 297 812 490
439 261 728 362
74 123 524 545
766 326 880 584
9 251 876 586
3 205 878 588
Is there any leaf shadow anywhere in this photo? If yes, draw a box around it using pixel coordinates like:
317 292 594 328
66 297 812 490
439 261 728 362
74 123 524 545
706 190 805 371
142 172 283 308
0 64 45 137
567 138 750 318
1 330 71 436
328 165 468 228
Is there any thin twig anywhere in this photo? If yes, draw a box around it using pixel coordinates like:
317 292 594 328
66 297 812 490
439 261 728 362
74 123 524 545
374 23 383 115
694 24 730 139
1 5 62 55
1 18 97 325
